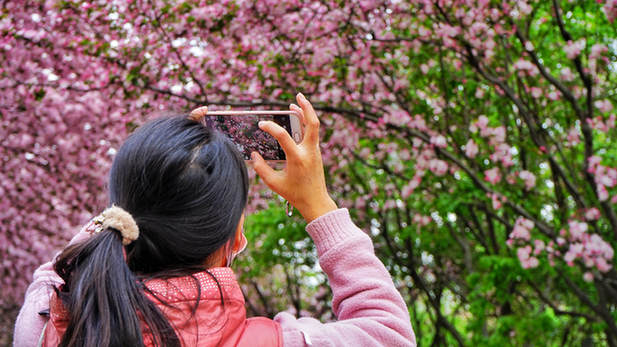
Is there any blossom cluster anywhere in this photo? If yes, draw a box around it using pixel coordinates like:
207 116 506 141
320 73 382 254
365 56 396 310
587 156 617 202
561 220 614 276
2 0 616 322
507 219 542 269
508 215 614 276
603 0 617 22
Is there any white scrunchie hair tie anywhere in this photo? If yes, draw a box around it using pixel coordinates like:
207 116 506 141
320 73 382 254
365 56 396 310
92 205 139 245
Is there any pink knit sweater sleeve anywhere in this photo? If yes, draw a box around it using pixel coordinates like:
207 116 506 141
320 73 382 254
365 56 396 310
13 222 93 347
274 208 416 347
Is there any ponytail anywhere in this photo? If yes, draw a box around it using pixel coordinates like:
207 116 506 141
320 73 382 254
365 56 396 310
53 228 180 347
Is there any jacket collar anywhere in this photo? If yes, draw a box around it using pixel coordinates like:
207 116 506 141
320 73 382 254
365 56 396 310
144 267 243 303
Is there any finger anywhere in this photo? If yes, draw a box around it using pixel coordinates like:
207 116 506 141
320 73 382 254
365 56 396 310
258 120 299 158
290 103 306 142
296 93 319 144
188 106 208 121
251 151 282 189
290 103 305 124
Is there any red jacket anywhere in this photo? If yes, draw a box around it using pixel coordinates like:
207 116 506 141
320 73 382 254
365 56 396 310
20 209 415 346
42 268 282 346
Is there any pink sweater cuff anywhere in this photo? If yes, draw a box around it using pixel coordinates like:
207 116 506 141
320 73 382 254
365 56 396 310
306 208 363 257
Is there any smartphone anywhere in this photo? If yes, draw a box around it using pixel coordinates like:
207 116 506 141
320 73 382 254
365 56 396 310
204 110 303 161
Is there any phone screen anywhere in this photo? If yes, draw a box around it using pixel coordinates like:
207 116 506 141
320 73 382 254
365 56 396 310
205 115 292 160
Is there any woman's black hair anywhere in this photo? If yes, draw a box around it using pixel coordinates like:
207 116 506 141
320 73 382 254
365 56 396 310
53 116 249 347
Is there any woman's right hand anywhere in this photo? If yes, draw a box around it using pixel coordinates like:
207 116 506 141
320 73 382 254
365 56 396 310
251 93 337 223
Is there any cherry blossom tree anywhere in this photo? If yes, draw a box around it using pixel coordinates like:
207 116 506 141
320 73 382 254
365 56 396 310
2 0 617 345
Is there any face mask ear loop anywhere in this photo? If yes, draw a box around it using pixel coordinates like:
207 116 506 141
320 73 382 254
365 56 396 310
225 239 234 267
225 231 247 267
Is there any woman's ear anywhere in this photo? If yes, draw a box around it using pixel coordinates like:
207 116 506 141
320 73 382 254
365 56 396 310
233 213 246 252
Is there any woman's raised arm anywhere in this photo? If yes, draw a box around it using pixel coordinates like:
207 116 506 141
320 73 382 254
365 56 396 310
252 93 415 346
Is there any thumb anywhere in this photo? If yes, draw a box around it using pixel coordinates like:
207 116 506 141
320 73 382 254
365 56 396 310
188 106 208 121
251 152 280 189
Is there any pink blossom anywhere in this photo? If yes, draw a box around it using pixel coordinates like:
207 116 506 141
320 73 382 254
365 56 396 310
409 115 429 131
597 185 609 201
517 1 532 15
563 39 585 59
565 243 584 262
563 231 614 273
512 59 538 76
520 218 534 230
560 67 575 82
418 26 431 39
566 127 580 146
489 143 513 167
489 193 502 210
533 239 545 255
568 220 588 240
484 167 501 184
430 135 447 148
517 246 539 269
519 170 536 190
588 234 614 260
517 245 531 261
384 199 396 210
477 115 489 129
608 114 616 129
402 176 421 198
583 272 594 282
596 258 612 272
428 159 448 176
590 43 608 60
501 155 514 167
524 257 539 269
464 139 479 158
530 87 542 98
506 173 517 184
547 91 560 101
436 23 460 38
588 155 602 170
524 41 534 51
491 126 506 143
470 116 491 135
511 224 530 241
604 0 617 22
509 217 533 241
413 214 432 226
564 250 576 265
595 165 617 187
584 208 601 221
594 99 613 113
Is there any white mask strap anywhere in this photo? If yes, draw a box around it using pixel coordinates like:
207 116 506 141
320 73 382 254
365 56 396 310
226 232 247 267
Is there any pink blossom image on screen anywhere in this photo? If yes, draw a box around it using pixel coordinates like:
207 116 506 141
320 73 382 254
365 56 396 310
205 115 291 160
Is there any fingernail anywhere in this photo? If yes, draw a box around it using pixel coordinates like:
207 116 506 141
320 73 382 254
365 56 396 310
251 152 256 160
298 92 305 100
258 121 266 128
